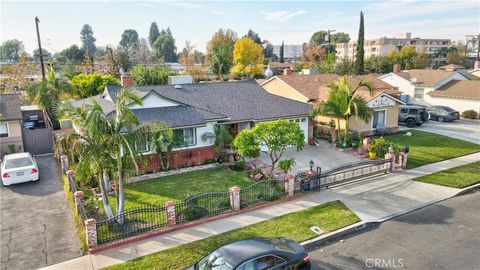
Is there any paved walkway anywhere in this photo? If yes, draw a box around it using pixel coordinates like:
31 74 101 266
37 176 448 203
40 152 480 270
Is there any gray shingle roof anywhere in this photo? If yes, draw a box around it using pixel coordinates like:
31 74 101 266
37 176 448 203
132 106 207 128
131 80 312 122
0 94 22 120
69 94 116 114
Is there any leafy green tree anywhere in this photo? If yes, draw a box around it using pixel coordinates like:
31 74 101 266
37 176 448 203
148 22 160 46
330 32 351 44
354 11 365 75
312 77 374 142
335 58 355 75
244 29 262 45
119 29 139 52
210 42 234 79
140 121 174 170
263 40 275 60
33 48 51 62
80 24 96 56
70 73 120 98
317 53 336 73
365 55 392 73
152 29 177 62
234 120 305 176
310 31 328 45
59 45 85 64
1 39 24 62
447 51 466 65
130 64 176 85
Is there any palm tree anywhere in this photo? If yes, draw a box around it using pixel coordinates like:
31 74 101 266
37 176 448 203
56 101 115 219
312 76 374 143
27 65 75 128
140 120 174 171
106 88 143 224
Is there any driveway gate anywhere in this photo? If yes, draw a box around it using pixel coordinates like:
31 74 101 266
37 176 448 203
294 158 394 192
22 128 54 155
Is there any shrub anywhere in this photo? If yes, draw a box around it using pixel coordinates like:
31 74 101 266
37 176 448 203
278 158 296 174
231 160 246 171
368 145 378 153
462 109 478 119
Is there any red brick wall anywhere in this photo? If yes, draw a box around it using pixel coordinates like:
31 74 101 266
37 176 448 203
137 146 217 173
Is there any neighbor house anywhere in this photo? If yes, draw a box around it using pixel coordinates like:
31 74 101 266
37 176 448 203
0 94 24 156
261 72 404 135
380 69 480 114
66 76 312 172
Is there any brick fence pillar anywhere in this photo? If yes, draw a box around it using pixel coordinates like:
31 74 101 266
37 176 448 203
285 175 295 196
74 191 84 215
85 219 97 249
399 153 408 169
165 201 176 226
384 153 395 172
229 186 241 211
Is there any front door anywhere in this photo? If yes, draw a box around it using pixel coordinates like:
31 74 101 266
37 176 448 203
372 110 386 129
229 123 239 138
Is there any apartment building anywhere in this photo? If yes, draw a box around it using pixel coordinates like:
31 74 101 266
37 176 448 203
336 33 451 60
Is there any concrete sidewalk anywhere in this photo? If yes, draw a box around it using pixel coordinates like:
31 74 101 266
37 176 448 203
40 152 480 270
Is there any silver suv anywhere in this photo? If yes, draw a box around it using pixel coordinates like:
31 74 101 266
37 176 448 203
399 105 429 128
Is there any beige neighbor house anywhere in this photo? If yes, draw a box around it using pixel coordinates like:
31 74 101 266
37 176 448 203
261 73 404 136
0 94 24 156
380 69 480 115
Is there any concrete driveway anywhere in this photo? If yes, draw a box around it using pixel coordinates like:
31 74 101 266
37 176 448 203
400 119 480 144
1 155 82 270
309 192 480 270
259 140 358 174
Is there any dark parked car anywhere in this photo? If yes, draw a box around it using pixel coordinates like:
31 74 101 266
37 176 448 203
427 106 460 122
188 238 311 270
398 105 429 128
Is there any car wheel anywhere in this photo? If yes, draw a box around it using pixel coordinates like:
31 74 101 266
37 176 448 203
438 116 445 122
406 118 415 128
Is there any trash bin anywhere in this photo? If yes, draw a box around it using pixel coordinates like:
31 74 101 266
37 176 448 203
301 179 310 192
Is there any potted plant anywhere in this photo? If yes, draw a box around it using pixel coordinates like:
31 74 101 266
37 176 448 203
368 144 378 160
278 158 296 179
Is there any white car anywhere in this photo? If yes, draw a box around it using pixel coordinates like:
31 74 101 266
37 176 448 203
1 153 39 186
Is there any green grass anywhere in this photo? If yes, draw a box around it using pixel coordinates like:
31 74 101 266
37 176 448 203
104 201 360 270
110 166 254 211
61 175 88 253
415 161 480 188
384 130 480 169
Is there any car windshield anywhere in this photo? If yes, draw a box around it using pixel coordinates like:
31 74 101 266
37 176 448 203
197 250 234 270
441 106 454 112
5 157 33 169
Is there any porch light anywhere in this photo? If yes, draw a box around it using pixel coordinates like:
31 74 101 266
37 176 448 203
309 159 314 171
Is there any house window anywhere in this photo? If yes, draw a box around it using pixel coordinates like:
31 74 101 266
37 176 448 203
414 87 425 99
295 119 300 123
372 110 386 130
0 123 8 138
173 128 196 148
135 134 150 153
301 118 306 122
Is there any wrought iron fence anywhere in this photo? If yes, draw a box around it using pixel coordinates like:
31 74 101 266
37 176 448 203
295 159 393 192
175 192 232 223
96 206 168 244
240 179 287 208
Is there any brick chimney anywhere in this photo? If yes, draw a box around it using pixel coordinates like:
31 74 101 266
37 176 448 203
120 74 134 87
393 64 401 73
283 68 293 76
475 60 480 70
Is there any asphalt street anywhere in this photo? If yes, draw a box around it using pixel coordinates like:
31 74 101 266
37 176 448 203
309 191 480 270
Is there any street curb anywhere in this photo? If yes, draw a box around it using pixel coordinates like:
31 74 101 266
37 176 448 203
301 183 480 251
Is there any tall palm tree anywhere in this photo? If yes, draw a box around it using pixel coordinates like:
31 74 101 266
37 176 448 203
56 101 115 219
312 76 374 143
106 88 143 224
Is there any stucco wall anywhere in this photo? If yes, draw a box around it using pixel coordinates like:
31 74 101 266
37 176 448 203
0 121 24 156
129 92 180 109
425 96 480 115
262 78 309 103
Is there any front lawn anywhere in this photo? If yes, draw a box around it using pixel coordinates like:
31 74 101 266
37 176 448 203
110 166 254 211
105 201 360 270
384 130 480 169
415 161 480 188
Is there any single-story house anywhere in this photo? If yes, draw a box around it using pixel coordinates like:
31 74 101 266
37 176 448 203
67 77 312 172
260 73 404 135
380 69 479 114
0 94 24 156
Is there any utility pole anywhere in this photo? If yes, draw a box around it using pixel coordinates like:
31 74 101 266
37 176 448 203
35 16 46 79
327 29 336 43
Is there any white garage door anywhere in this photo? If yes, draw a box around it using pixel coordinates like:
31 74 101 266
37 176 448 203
259 117 309 152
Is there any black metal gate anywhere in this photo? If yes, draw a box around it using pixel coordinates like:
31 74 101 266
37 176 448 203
22 128 54 155
294 158 393 192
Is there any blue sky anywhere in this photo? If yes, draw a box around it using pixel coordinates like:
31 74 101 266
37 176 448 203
1 0 479 54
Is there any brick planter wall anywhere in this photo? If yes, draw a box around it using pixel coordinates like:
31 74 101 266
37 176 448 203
138 146 217 173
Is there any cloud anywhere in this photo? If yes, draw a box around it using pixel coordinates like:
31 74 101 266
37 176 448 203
260 10 307 22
